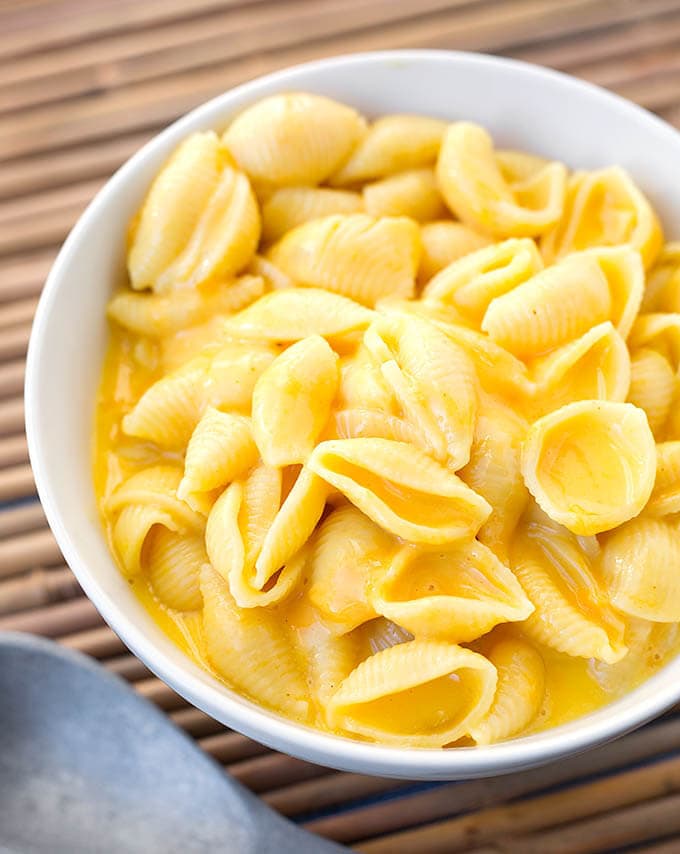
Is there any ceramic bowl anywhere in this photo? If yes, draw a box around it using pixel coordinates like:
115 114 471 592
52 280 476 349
25 50 680 780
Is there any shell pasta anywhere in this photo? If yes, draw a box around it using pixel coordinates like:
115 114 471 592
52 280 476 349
95 93 680 749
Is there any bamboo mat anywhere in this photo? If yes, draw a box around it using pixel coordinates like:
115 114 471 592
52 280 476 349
4 1 680 850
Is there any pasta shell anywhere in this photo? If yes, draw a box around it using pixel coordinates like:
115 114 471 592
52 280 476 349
155 164 260 291
337 347 396 413
418 221 493 285
204 341 277 411
363 169 447 222
255 467 329 588
370 541 533 642
627 348 675 436
308 438 491 544
158 316 230 372
511 514 627 663
628 313 680 370
423 237 543 324
329 114 447 185
144 526 204 611
252 335 340 466
482 252 612 359
664 376 680 441
108 465 203 577
458 396 529 560
178 409 258 514
330 408 428 452
247 254 295 290
496 149 551 182
128 132 221 290
600 517 680 621
205 473 303 609
541 166 663 269
581 246 645 340
439 323 532 400
468 639 545 744
222 93 366 188
642 242 680 312
267 214 420 307
107 275 265 337
261 186 363 244
521 400 656 535
644 441 680 517
107 465 203 532
364 313 478 468
436 122 566 237
308 505 394 633
112 503 180 579
122 357 209 450
200 564 310 720
223 288 374 341
589 618 680 692
528 322 630 417
375 296 471 330
364 618 413 653
297 621 361 710
240 463 283 568
326 640 497 747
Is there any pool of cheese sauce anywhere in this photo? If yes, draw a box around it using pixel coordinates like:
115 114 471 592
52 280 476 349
94 325 678 741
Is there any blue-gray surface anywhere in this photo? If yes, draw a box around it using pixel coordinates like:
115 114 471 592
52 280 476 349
0 632 345 854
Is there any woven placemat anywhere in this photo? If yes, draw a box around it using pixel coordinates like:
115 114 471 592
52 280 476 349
3 2 680 850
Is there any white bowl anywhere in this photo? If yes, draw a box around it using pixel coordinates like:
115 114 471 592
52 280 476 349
25 50 680 781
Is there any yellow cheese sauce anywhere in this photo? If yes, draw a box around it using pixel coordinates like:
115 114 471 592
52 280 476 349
92 100 680 746
94 326 679 742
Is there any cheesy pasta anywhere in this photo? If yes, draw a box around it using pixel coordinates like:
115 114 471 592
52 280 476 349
95 93 680 748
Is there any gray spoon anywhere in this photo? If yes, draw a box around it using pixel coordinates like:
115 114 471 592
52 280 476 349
0 632 346 854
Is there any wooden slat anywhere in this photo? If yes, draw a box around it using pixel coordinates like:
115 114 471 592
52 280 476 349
105 652 151 682
134 676 186 711
0 500 45 537
0 327 30 362
0 595 103 636
357 753 680 852
0 360 25 398
2 4 680 851
229 752 331 793
510 8 680 74
0 198 94 256
265 772 406 817
0 433 28 467
636 840 680 854
0 463 35 501
0 0 468 113
502 792 680 854
2 0 679 164
0 297 38 329
60 624 126 658
0 0 260 62
199 731 270 764
0 565 80 615
0 396 24 435
0 131 151 200
0 250 54 301
170 706 226 738
0 526 62 578
0 179 102 225
305 717 680 842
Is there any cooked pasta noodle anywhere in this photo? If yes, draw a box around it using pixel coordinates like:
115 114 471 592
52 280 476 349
541 166 663 269
267 213 420 307
95 95 680 749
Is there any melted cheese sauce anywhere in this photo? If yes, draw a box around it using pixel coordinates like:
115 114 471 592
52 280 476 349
94 326 680 741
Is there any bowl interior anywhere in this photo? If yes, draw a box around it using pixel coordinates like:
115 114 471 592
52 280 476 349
25 50 680 780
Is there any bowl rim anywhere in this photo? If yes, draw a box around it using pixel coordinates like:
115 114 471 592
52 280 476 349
25 48 680 780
